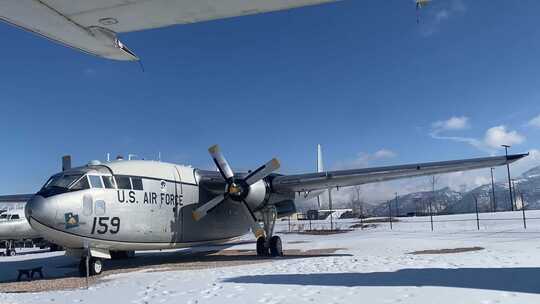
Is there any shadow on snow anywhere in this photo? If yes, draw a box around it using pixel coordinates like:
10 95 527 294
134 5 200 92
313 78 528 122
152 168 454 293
223 267 540 294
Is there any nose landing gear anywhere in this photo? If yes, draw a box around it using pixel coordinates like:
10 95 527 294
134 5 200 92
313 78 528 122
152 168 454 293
78 256 103 276
256 206 283 257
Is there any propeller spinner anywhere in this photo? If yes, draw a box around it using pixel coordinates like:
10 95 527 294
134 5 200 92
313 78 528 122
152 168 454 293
192 145 280 222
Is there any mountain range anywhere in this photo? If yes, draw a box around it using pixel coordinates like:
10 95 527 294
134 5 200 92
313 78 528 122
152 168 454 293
366 165 540 217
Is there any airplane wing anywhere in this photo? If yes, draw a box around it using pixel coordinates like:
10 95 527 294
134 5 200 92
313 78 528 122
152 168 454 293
0 194 34 203
0 0 339 60
271 153 528 194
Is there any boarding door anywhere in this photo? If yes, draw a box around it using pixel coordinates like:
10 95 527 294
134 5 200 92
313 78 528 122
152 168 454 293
172 168 183 243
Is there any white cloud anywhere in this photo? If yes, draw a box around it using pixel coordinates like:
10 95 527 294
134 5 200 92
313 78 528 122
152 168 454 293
373 149 397 159
483 125 525 149
432 116 470 131
528 114 540 128
430 116 525 153
333 149 397 169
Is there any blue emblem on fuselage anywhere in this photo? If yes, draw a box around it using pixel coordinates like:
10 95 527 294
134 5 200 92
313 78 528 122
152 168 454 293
64 212 79 229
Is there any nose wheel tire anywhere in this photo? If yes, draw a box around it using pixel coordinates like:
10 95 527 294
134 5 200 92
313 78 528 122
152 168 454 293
79 257 103 277
256 236 283 257
6 249 16 256
256 236 269 256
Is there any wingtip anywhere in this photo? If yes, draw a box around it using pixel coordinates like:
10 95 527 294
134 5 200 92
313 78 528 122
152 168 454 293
506 153 529 162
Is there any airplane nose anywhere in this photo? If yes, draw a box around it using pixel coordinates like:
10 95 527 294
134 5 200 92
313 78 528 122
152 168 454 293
25 195 53 224
25 195 40 219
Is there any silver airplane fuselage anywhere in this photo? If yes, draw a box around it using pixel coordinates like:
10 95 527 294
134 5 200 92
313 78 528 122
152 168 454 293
25 160 255 252
0 210 40 240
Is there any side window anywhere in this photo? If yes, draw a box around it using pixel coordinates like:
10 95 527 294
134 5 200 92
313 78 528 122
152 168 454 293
131 178 143 190
83 195 93 216
89 176 104 189
115 176 132 190
102 176 116 189
95 200 106 216
71 176 90 191
11 214 20 220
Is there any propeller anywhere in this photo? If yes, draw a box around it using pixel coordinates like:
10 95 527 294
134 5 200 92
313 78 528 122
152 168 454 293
192 145 280 222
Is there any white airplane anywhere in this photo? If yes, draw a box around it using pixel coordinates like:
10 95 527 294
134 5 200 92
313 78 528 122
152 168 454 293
0 0 341 61
0 196 62 255
0 209 41 256
23 145 527 276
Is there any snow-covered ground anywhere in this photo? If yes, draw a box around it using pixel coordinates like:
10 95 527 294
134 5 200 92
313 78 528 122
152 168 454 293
3 211 540 304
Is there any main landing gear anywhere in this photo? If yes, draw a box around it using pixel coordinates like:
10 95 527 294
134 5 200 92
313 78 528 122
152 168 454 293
256 206 283 257
4 240 16 256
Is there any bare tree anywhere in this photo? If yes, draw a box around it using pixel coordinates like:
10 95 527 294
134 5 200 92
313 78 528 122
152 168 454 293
427 175 439 231
427 175 440 213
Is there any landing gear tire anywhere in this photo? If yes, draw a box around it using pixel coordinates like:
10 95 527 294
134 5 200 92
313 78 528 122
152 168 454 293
79 257 103 277
256 237 269 256
269 236 283 257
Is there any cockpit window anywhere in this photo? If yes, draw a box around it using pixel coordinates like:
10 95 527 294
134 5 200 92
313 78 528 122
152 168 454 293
89 175 104 189
102 176 116 189
43 173 83 190
38 172 87 197
71 176 90 191
0 214 7 220
10 214 20 220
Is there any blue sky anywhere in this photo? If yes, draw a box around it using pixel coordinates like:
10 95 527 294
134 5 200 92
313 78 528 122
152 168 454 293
1 0 540 198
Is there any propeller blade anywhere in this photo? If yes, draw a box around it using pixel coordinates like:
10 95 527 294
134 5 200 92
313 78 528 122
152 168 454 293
209 145 234 182
241 201 264 238
244 158 281 186
241 199 258 222
192 194 225 221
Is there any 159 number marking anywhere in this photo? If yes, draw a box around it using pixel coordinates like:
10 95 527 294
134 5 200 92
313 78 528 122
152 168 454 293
90 217 120 234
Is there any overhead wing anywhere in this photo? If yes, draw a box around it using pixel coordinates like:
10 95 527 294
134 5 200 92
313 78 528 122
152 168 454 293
271 153 528 194
0 0 339 60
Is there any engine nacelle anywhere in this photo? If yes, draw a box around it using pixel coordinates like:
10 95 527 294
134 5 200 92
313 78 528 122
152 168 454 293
243 179 269 211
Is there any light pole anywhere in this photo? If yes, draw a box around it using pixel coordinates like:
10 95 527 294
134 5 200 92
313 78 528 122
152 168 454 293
490 168 497 212
501 145 514 211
